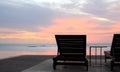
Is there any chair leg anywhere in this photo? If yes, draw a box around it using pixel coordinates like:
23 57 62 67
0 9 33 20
85 60 88 71
105 56 107 63
53 58 57 70
111 60 114 71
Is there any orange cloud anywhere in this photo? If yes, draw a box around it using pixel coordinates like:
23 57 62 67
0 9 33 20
0 28 52 44
0 28 50 39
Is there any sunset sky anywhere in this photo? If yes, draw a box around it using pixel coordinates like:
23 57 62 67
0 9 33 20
0 0 120 44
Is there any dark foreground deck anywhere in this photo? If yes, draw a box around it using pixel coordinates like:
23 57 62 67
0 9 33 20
0 55 120 72
0 55 54 72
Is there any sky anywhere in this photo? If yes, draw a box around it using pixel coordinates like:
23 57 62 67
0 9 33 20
0 0 120 44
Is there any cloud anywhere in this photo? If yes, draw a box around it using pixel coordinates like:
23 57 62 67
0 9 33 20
1 0 119 30
0 0 120 44
81 0 120 22
113 5 120 11
0 1 55 31
37 16 120 43
37 0 120 25
0 28 37 39
0 16 119 44
82 0 110 15
0 28 24 34
0 27 53 44
37 17 112 43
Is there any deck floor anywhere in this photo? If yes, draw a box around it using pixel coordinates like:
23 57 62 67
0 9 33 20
22 58 120 72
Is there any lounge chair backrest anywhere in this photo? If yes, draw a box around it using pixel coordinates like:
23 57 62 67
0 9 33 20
110 34 120 58
55 35 86 58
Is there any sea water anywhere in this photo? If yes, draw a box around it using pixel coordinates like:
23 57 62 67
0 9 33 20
0 43 111 59
0 44 57 59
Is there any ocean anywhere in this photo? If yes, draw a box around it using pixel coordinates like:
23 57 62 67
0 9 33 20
0 43 111 59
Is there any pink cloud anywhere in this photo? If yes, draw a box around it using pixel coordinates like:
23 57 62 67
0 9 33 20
38 17 115 43
1 17 120 44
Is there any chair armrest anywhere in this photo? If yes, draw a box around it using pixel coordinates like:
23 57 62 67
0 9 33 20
104 51 112 58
